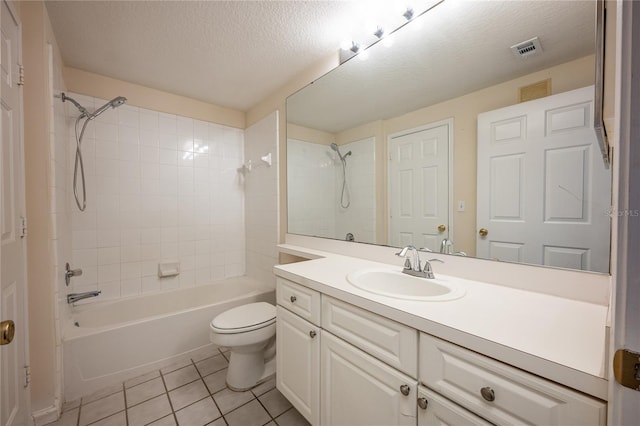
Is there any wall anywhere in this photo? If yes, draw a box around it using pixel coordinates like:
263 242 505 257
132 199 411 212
21 1 62 419
67 93 246 302
244 111 279 286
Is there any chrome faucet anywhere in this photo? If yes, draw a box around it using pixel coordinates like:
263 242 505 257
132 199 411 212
67 290 101 304
395 245 435 279
440 239 453 254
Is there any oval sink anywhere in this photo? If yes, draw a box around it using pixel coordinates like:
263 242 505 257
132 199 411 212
346 268 465 301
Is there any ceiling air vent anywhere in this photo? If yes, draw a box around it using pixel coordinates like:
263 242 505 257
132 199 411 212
511 37 542 58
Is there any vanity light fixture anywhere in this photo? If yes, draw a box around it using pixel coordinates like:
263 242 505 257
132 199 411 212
373 26 385 39
403 7 415 21
349 41 361 54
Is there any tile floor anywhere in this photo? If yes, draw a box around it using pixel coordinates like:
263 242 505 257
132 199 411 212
47 348 309 426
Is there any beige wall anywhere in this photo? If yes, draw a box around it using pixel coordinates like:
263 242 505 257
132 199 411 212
21 0 58 414
64 67 245 129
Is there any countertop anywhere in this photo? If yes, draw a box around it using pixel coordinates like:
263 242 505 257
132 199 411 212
274 245 609 400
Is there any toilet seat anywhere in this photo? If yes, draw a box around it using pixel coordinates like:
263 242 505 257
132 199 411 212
210 302 276 334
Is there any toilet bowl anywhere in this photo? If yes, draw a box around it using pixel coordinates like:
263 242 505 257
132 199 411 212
209 302 276 391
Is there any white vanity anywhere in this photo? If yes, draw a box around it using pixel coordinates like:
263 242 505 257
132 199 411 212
273 246 608 426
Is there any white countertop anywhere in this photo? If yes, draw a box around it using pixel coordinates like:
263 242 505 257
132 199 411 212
274 245 609 400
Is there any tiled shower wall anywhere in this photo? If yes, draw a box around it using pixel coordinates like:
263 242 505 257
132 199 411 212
287 138 376 244
67 93 246 302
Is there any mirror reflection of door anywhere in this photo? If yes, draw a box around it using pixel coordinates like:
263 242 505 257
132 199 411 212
477 86 611 272
388 120 452 251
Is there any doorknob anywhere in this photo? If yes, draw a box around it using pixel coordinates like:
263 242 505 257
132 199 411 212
0 320 15 345
478 228 488 237
437 224 446 232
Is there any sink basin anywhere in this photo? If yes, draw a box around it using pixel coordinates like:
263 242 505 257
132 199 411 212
346 268 465 301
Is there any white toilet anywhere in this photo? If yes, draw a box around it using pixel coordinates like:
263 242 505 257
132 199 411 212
209 302 276 391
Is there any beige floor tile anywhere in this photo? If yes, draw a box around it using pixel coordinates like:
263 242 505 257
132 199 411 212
81 383 123 405
224 399 270 426
191 348 219 363
202 369 227 394
148 414 177 425
125 369 161 388
79 392 125 426
168 380 209 411
259 388 292 418
195 354 227 376
274 407 311 426
212 387 253 414
45 408 78 426
175 397 221 426
160 357 193 375
87 410 126 426
251 376 276 397
163 365 200 390
205 417 226 426
126 376 166 407
127 393 172 426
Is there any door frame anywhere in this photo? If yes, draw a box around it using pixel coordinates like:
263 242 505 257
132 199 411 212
386 118 454 249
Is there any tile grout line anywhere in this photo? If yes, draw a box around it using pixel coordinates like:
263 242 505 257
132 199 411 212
158 368 180 426
191 355 229 426
122 382 129 426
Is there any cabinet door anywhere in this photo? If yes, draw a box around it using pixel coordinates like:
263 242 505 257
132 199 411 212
417 386 493 426
276 306 320 425
322 331 417 426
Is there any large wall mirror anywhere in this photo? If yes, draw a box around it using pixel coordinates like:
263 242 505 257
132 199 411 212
286 0 611 274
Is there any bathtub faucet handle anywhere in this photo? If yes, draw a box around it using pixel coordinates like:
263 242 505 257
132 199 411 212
65 262 83 286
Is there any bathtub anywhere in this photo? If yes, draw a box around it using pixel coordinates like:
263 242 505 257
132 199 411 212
63 276 275 401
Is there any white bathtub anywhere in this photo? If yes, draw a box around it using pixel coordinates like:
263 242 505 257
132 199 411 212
63 276 275 401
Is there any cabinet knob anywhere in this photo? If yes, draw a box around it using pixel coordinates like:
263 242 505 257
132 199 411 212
480 386 495 402
400 384 410 396
309 330 316 338
417 397 428 410
290 295 297 303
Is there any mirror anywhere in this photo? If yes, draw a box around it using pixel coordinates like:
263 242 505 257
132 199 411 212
286 0 611 273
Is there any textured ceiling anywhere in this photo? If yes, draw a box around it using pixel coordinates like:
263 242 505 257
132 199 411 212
287 0 597 133
46 0 381 111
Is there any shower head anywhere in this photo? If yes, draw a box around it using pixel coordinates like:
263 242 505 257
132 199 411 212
89 96 127 120
330 143 351 161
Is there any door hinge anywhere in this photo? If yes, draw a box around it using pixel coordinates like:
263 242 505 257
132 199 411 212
20 216 27 238
613 348 640 391
18 65 24 86
24 365 30 388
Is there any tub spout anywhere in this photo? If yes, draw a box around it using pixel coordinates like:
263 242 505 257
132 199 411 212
67 291 101 304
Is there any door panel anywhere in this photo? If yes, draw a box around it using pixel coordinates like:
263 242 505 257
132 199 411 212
0 1 26 425
389 122 451 251
477 86 611 272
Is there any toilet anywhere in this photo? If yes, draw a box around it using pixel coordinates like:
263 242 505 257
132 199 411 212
209 302 276 391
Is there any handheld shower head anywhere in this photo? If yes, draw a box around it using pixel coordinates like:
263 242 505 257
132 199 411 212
90 96 127 120
330 143 351 161
61 93 90 117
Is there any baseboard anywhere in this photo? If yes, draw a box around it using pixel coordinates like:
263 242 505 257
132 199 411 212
32 401 61 426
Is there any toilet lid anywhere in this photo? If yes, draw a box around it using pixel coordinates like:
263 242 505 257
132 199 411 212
210 302 276 333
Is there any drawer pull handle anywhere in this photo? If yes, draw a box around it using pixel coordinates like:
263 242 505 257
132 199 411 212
309 330 316 338
400 384 410 396
290 296 297 303
417 397 428 409
480 387 495 402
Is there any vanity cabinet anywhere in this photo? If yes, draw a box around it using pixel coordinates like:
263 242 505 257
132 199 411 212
276 279 321 425
321 331 417 426
417 386 493 426
276 276 606 426
420 333 607 425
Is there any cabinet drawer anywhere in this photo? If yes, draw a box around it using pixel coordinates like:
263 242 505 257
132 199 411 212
418 386 493 426
276 277 321 326
419 334 606 426
322 296 418 378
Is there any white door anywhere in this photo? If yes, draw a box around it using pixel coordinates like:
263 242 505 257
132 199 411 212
276 306 320 425
0 1 27 425
321 331 417 426
389 121 451 251
477 86 611 272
